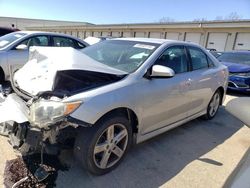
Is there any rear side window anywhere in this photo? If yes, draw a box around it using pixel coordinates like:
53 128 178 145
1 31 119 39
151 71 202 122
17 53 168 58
76 41 86 49
188 47 209 70
155 46 188 74
52 36 76 48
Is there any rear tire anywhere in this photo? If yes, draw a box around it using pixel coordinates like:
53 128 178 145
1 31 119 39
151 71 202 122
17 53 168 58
74 115 132 175
202 90 221 120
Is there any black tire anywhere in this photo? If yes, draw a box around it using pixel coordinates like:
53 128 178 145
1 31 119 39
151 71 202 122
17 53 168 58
74 115 132 175
202 90 222 120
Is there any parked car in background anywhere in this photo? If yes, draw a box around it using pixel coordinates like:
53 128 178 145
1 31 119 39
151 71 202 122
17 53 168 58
218 51 250 93
0 31 89 82
0 27 19 37
0 38 228 175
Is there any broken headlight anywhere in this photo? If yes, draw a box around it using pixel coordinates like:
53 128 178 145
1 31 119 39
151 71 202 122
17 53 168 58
29 99 81 128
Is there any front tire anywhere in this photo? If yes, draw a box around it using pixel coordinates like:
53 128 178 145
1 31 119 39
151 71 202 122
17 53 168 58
203 90 221 120
74 115 132 175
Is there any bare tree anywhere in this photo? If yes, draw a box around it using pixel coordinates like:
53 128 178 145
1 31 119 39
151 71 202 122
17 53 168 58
193 18 207 22
225 12 242 20
215 16 223 20
158 17 175 23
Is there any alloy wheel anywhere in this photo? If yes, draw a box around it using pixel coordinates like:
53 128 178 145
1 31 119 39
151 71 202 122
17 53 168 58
93 123 128 169
208 92 220 117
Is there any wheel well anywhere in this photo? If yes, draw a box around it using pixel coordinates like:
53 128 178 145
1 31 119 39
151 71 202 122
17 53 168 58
216 87 224 105
97 108 139 133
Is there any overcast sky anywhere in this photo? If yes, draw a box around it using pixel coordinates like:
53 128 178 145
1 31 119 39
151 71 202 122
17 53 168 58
0 0 249 24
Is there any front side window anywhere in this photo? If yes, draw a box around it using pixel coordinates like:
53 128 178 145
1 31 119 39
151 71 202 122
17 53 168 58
20 36 49 48
155 46 188 74
81 40 160 73
188 47 208 70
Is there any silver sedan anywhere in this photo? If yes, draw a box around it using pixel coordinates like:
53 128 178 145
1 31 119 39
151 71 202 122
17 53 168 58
0 38 228 175
0 31 89 82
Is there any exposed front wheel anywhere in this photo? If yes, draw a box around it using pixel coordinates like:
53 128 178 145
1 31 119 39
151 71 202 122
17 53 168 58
203 90 221 120
74 115 132 175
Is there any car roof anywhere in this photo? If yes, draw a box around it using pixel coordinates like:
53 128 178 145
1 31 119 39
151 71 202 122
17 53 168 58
112 37 201 47
13 30 80 39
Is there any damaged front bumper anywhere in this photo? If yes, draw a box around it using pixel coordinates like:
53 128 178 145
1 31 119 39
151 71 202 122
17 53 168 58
0 93 89 155
0 93 29 135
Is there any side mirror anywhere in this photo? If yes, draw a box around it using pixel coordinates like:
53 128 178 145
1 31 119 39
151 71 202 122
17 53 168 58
149 65 175 78
15 44 28 50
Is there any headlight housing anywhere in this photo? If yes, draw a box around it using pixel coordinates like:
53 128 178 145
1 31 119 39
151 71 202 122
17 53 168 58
29 99 81 128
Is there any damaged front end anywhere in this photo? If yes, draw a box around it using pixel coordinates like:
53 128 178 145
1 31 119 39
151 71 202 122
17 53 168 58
0 93 85 155
0 47 126 155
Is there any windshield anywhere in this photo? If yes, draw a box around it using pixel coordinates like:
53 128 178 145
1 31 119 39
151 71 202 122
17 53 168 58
0 32 27 49
218 53 250 65
81 40 160 73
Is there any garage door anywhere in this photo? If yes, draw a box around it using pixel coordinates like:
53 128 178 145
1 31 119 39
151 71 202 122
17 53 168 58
78 31 85 39
185 33 201 44
102 32 110 37
122 32 131 38
234 33 250 50
135 32 146 38
72 31 77 37
166 32 179 40
93 32 101 37
206 33 228 51
66 31 72 35
85 31 92 38
149 32 162 38
112 32 121 37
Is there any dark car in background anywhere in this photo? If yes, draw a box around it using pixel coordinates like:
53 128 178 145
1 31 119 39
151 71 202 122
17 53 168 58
218 51 250 93
0 27 19 37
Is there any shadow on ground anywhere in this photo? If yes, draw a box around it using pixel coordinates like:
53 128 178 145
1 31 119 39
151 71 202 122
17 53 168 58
56 107 243 188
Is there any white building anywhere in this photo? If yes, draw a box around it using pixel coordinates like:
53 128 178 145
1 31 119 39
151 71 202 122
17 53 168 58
1 16 250 51
0 16 92 30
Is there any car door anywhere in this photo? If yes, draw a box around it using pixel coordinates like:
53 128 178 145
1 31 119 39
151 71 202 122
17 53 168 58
185 46 216 116
7 35 49 78
140 45 193 134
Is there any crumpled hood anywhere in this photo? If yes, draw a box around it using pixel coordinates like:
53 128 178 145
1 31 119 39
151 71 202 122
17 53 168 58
221 61 250 73
13 47 126 96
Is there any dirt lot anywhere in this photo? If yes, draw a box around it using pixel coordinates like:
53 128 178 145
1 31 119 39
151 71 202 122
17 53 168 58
0 93 250 188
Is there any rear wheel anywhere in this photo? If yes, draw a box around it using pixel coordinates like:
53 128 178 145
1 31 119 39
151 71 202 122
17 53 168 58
203 90 221 120
74 115 132 175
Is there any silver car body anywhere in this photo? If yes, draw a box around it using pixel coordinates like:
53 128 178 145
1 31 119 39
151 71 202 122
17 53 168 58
0 38 228 143
0 31 89 81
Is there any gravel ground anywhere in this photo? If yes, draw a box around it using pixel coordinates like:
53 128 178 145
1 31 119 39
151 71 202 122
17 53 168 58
0 93 250 188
